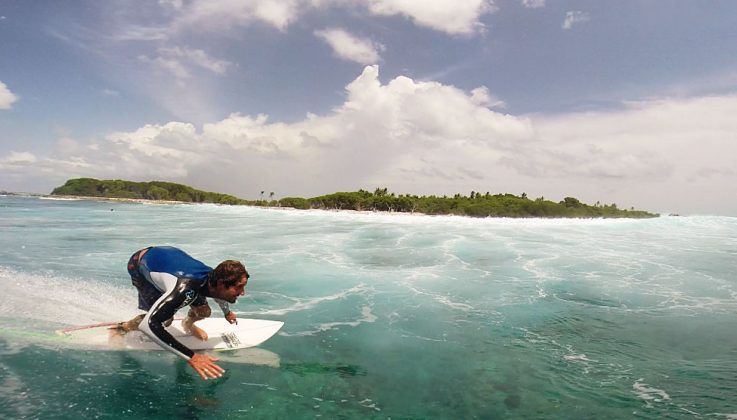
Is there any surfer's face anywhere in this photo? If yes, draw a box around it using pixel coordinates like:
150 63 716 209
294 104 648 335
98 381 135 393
215 276 248 303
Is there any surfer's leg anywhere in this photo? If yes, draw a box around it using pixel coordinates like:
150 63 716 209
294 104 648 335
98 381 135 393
182 304 211 341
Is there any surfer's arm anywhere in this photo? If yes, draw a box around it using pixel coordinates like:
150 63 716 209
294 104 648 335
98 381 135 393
213 298 237 324
139 274 198 359
213 298 230 314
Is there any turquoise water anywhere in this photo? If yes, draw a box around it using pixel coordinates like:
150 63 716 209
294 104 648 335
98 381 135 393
1 196 737 419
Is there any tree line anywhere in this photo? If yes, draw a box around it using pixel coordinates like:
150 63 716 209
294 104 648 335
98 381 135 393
51 179 658 218
280 188 657 218
51 178 245 205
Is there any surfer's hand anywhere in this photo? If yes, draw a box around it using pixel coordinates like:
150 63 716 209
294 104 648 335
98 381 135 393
189 354 224 380
225 311 237 325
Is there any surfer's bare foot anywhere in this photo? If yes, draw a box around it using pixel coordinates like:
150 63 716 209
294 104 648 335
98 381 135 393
111 314 145 334
109 321 131 334
183 321 209 341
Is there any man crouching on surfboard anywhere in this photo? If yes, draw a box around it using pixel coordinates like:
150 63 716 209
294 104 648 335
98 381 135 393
113 246 249 380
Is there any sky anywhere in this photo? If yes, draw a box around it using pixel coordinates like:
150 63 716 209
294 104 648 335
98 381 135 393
1 1 736 216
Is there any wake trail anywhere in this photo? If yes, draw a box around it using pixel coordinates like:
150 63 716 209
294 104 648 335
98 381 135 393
0 266 138 328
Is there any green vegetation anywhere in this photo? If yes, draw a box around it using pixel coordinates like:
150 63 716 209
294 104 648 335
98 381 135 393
51 178 246 205
51 179 658 218
298 188 657 218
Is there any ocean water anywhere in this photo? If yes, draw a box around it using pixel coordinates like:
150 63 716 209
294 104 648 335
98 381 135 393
1 195 736 419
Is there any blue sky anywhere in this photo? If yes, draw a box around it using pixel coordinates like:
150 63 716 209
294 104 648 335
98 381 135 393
1 0 736 215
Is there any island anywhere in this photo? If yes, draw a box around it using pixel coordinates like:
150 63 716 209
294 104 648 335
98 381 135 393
51 178 659 219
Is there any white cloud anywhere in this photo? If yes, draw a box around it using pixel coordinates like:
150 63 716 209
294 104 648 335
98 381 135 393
171 0 301 32
1 152 36 164
114 25 169 41
139 54 190 79
4 66 528 192
470 86 506 109
503 95 737 213
159 46 231 74
102 88 120 96
562 11 590 30
314 28 384 65
0 81 19 109
5 66 736 214
139 46 231 79
365 0 496 35
521 0 545 8
159 0 495 36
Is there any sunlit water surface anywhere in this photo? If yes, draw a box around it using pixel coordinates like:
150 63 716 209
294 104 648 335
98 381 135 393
1 196 736 419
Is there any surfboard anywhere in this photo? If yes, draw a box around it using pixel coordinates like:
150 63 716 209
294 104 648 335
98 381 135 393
56 318 284 352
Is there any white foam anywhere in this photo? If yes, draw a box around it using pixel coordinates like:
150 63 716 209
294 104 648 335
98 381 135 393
563 354 594 362
38 196 82 201
358 398 381 412
238 284 372 316
0 266 138 327
403 283 474 312
281 305 377 337
632 379 670 404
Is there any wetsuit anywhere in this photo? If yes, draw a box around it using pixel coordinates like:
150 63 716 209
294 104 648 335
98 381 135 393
127 246 230 359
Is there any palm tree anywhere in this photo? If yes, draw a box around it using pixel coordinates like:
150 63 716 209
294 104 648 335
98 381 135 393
269 192 274 200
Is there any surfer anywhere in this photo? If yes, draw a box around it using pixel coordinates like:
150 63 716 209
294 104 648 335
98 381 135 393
114 246 249 380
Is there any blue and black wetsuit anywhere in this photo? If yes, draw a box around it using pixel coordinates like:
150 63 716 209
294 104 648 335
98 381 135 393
127 246 230 359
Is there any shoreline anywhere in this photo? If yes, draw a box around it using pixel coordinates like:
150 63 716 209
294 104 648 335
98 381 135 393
1 191 192 206
41 194 186 205
10 193 670 221
3 191 687 219
44 178 662 219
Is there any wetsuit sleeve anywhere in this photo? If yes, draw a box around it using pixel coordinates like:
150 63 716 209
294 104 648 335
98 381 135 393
213 298 231 315
139 274 200 359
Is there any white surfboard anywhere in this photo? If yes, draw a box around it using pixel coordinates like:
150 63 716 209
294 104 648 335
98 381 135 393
56 318 284 352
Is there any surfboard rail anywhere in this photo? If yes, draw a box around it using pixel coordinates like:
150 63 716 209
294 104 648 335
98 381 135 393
57 318 283 351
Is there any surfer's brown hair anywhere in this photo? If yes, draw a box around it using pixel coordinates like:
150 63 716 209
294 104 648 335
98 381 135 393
210 260 249 287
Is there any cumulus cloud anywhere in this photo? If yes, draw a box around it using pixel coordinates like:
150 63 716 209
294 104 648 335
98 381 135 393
314 28 384 65
108 0 301 41
0 81 19 109
470 86 506 109
171 0 301 32
364 0 496 35
66 0 497 127
150 0 495 36
2 66 528 192
4 67 736 214
562 11 590 29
